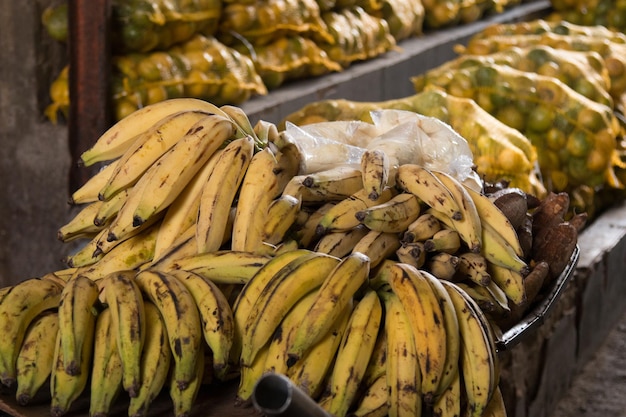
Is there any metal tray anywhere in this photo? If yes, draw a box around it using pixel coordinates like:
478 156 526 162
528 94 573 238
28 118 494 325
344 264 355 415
496 245 580 352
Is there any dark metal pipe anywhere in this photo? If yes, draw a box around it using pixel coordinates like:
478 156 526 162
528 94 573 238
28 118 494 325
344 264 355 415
252 373 334 417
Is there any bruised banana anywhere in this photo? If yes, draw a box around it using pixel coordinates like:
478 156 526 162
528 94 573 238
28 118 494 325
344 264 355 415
355 192 421 233
195 135 254 253
169 344 205 417
360 148 391 200
426 251 460 281
352 230 401 269
488 262 527 306
350 374 389 417
262 194 302 246
395 241 426 268
424 228 462 254
457 252 491 286
314 224 370 258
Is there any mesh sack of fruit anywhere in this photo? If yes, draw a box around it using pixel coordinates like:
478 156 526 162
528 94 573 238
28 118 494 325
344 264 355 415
548 0 626 33
457 0 495 24
217 0 332 46
413 45 614 108
315 6 397 68
110 34 267 120
110 0 222 53
231 35 342 89
420 0 465 28
280 89 545 196
414 62 622 196
354 0 425 40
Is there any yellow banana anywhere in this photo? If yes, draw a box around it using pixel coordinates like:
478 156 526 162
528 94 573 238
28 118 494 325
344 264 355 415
262 194 302 246
220 104 261 144
148 224 198 271
230 249 315 366
483 385 508 417
396 164 462 221
487 262 527 306
321 289 382 417
388 263 447 404
481 221 529 275
458 252 492 286
426 251 460 281
287 252 370 365
288 300 352 400
432 170 482 253
153 149 224 259
89 307 124 417
69 160 120 205
93 187 130 227
292 202 335 248
93 212 163 258
424 228 462 254
352 230 401 268
240 252 341 366
49 310 95 417
80 97 226 167
128 301 172 417
379 289 422 417
231 147 283 253
99 110 214 201
169 344 206 417
57 200 107 242
362 330 387 388
432 369 461 417
167 250 271 285
195 135 254 253
465 185 524 257
237 341 270 405
15 312 59 405
442 280 498 417
457 281 511 321
314 224 370 258
56 275 100 377
135 269 202 391
355 192 421 233
63 228 107 268
317 187 396 234
100 270 146 397
360 148 390 200
395 241 426 269
349 374 389 417
170 269 235 379
401 212 442 243
286 166 364 203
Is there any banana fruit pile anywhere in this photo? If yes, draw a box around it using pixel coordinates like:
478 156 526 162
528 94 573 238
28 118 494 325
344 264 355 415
0 98 580 417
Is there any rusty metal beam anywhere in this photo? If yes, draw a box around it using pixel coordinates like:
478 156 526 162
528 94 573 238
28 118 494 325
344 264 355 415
68 0 111 191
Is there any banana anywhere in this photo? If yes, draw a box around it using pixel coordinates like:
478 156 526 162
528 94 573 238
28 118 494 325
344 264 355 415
432 170 483 253
321 289 382 417
465 185 524 257
355 192 421 233
442 280 498 417
15 312 59 406
99 110 215 201
263 291 318 377
303 165 364 194
360 148 390 200
287 252 371 365
79 98 227 167
148 224 198 271
170 269 234 379
401 212 442 243
42 269 75 285
316 187 396 234
426 252 460 281
262 194 302 246
89 307 124 417
293 202 335 248
195 135 254 253
63 228 107 268
254 119 280 146
57 274 100 376
57 200 107 242
134 269 202 391
240 252 341 366
100 270 146 397
94 210 163 258
273 140 302 195
420 270 460 397
69 160 120 205
237 341 270 404
314 224 370 258
362 329 387 387
0 285 13 304
169 343 205 417
457 281 511 321
153 149 224 259
220 104 261 144
387 263 447 404
230 249 315 366
288 300 352 400
379 289 422 417
49 309 95 417
349 374 389 417
93 187 130 227
128 301 172 417
481 221 529 275
483 385 508 417
70 222 160 280
231 147 283 253
167 250 271 285
487 263 527 306
352 230 401 268
457 252 492 286
395 241 426 269
432 369 461 417
395 164 462 221
424 228 462 254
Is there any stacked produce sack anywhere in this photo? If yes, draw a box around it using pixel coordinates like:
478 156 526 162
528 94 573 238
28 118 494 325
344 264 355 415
0 98 581 417
548 0 626 32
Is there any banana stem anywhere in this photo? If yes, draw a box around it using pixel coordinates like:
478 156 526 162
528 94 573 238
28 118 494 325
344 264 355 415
252 373 333 417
